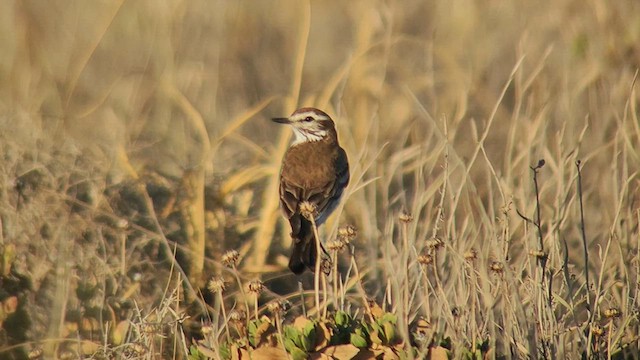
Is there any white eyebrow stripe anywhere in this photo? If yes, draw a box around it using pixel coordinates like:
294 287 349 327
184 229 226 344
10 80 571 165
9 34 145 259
290 111 328 121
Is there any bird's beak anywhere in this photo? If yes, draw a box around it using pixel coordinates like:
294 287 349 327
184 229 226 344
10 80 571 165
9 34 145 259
271 117 291 124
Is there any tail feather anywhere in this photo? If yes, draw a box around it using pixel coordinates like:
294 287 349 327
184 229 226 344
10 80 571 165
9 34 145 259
288 218 317 274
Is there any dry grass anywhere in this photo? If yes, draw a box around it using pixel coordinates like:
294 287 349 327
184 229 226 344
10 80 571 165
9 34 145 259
1 0 639 359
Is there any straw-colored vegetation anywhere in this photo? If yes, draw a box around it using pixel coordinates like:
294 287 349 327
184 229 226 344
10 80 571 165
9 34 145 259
1 0 639 359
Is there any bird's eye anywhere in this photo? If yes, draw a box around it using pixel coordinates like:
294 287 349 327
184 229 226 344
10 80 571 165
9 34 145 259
304 116 314 122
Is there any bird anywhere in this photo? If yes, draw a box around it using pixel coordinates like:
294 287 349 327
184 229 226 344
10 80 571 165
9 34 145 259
272 107 350 274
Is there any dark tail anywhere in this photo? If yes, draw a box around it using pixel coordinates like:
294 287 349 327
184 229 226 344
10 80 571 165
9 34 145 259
288 218 317 275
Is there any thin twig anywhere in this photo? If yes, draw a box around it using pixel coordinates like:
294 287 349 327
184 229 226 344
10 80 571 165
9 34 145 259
575 160 591 313
310 216 322 318
531 159 547 270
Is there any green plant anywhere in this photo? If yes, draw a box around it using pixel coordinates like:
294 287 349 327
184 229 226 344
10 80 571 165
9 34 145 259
283 319 318 360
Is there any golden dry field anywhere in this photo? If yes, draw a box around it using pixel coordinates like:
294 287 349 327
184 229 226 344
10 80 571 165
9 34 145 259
1 0 639 359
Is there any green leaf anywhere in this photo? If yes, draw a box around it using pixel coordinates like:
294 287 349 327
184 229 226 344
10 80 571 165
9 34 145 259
284 325 301 342
286 327 309 351
461 348 474 360
248 319 261 347
370 330 383 345
382 321 396 344
302 320 316 338
219 342 230 360
350 332 368 348
301 322 316 351
380 312 397 324
369 322 384 343
474 349 483 359
284 338 301 354
371 321 383 333
248 320 258 334
355 326 369 339
188 345 207 360
477 338 490 353
289 346 308 360
335 311 349 327
440 336 452 349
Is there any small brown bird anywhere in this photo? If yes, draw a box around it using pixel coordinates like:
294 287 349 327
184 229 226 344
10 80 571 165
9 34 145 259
272 108 350 274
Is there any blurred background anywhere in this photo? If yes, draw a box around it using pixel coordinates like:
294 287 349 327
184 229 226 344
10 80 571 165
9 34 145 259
1 0 639 358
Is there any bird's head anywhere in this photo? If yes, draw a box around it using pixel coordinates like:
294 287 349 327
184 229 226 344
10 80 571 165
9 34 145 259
272 107 336 145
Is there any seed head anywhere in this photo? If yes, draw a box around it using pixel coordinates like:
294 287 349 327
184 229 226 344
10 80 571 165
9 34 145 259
591 324 604 337
417 253 433 265
529 249 546 259
247 280 265 294
489 261 504 274
321 257 332 275
337 225 357 240
201 323 214 335
115 218 129 229
399 211 413 223
331 225 357 252
299 201 317 220
410 316 431 336
27 347 43 359
58 351 75 360
604 308 621 319
267 299 291 315
229 309 247 322
141 322 161 335
122 343 148 358
451 307 461 318
425 237 444 250
222 250 240 268
207 277 226 293
464 248 478 262
326 239 344 252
